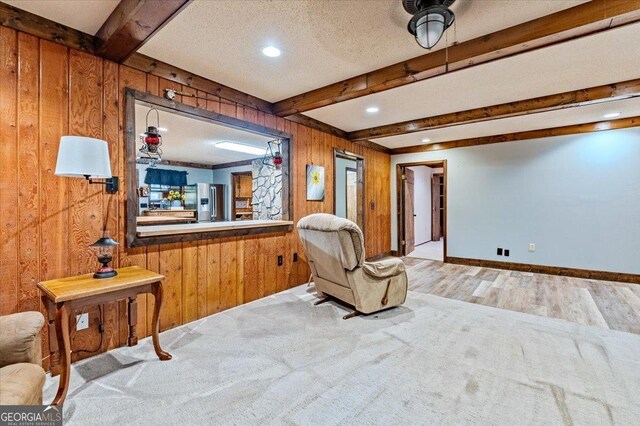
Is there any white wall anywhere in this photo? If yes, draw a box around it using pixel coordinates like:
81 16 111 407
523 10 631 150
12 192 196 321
408 166 432 245
335 157 357 218
391 127 640 274
136 163 214 187
211 164 252 221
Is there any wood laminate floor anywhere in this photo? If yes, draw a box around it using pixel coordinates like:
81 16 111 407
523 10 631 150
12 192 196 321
404 257 640 335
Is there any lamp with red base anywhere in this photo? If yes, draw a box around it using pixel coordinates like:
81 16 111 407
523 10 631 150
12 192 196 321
90 231 119 279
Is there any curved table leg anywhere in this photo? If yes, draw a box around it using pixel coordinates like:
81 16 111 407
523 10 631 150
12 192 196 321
51 303 71 407
151 282 172 361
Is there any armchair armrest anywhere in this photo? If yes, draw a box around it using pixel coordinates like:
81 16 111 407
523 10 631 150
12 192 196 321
0 312 44 368
362 257 406 279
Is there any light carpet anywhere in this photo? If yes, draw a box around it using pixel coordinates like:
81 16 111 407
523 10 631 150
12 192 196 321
44 286 640 425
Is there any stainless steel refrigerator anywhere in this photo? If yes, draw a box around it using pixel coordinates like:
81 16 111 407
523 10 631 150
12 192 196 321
184 183 225 222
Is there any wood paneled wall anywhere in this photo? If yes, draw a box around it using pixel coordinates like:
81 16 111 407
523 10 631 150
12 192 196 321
0 27 391 369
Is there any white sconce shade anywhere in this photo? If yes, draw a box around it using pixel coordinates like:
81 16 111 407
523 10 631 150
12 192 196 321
55 136 112 178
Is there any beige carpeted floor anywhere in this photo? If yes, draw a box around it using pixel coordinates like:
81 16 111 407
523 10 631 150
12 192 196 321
44 285 640 425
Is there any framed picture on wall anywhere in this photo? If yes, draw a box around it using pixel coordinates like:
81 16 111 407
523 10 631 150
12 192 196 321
306 164 325 201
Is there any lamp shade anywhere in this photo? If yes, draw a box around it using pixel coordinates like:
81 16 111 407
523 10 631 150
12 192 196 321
55 136 112 178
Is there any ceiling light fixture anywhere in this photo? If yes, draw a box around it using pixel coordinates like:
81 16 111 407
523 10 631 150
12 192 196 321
403 0 456 50
603 112 621 118
366 107 379 114
422 138 431 143
262 46 281 57
216 141 265 156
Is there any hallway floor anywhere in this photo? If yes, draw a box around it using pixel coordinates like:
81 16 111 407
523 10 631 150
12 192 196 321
407 238 443 261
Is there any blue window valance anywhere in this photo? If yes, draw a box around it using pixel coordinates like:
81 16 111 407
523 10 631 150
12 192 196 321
144 168 188 186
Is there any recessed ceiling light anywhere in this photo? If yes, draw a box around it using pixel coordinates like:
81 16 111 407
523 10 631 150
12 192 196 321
421 138 431 143
603 112 620 118
215 141 264 156
262 46 281 57
366 107 379 113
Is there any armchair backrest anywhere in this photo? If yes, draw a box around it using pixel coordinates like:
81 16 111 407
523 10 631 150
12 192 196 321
297 214 365 286
0 312 44 368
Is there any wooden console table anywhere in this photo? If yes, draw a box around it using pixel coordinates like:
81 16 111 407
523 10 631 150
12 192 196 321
38 266 172 406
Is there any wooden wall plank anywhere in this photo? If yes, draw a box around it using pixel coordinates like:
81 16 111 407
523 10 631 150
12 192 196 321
38 40 69 282
0 27 18 316
158 242 182 330
182 241 198 323
206 239 220 316
219 237 237 311
102 59 123 345
17 32 40 312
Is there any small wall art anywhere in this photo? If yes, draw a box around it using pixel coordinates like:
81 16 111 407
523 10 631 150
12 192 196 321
306 164 325 201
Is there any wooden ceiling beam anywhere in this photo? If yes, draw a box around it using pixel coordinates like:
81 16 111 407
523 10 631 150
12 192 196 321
273 0 640 116
348 79 640 141
389 116 640 155
95 0 192 62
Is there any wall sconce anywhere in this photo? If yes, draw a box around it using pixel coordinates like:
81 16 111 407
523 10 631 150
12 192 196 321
55 136 119 193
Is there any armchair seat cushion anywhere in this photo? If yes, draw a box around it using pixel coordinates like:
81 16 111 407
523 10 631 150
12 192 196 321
0 363 45 405
362 257 406 279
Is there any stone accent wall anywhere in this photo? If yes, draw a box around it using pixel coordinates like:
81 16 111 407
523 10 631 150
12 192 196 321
252 159 283 220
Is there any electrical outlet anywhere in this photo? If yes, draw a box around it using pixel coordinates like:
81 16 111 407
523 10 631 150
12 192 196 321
504 249 510 257
277 255 283 266
497 248 503 256
529 243 536 252
76 313 89 331
293 252 298 262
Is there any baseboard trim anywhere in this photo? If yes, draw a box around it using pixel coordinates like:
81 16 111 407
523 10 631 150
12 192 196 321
445 256 640 284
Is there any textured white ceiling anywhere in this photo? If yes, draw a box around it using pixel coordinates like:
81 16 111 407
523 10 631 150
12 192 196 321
4 0 119 35
305 23 640 132
376 97 640 149
135 104 271 165
139 0 586 102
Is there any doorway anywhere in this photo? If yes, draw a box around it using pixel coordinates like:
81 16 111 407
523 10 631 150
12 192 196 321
397 161 447 261
334 149 365 231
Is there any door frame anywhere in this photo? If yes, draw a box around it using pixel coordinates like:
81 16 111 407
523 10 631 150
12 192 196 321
333 149 366 233
431 172 444 241
396 160 448 258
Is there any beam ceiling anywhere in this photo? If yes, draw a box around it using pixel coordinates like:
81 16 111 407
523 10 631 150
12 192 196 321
273 0 640 116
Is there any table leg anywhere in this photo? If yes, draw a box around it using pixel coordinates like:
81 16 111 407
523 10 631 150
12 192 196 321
127 297 138 346
44 298 61 376
51 303 71 407
151 282 172 361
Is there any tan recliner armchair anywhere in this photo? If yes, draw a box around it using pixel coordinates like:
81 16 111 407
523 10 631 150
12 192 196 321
0 312 46 405
298 214 408 318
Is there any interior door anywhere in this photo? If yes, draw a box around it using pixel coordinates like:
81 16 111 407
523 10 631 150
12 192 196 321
403 168 415 255
431 174 441 241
